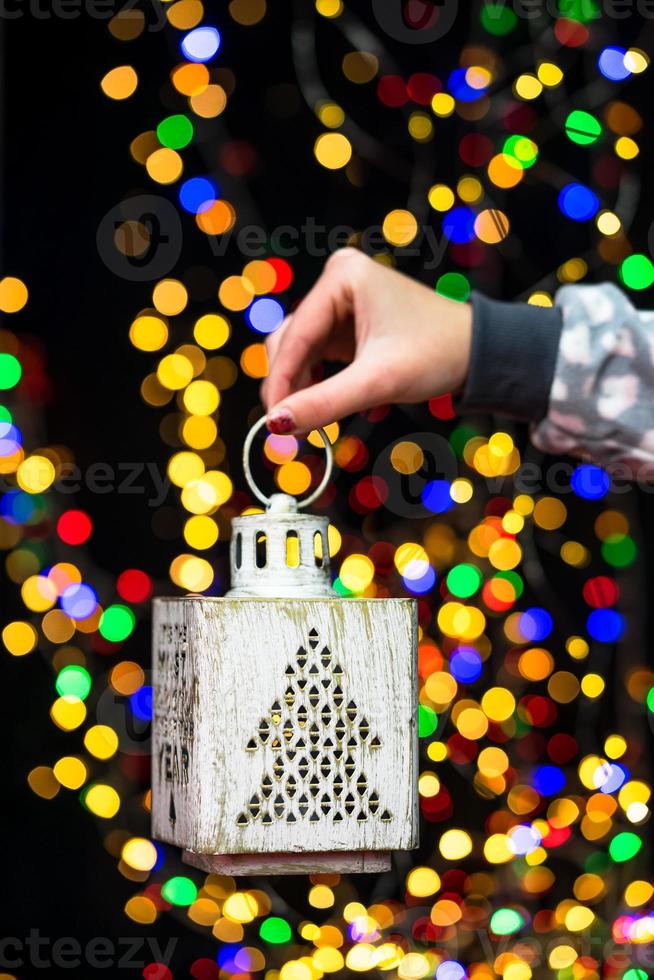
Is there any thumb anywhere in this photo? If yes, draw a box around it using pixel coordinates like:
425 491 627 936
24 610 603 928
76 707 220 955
266 361 380 434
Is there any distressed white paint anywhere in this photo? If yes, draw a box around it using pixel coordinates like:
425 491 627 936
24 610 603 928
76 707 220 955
182 850 392 876
152 597 418 859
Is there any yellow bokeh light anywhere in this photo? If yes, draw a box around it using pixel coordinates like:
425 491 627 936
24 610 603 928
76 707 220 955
53 756 87 790
439 828 472 860
183 380 220 415
17 455 56 493
309 884 335 908
146 148 184 184
21 574 57 612
317 101 345 129
596 210 622 236
428 184 455 212
219 275 255 311
408 112 433 142
153 279 188 316
129 314 169 352
316 0 342 16
184 514 219 550
170 554 214 592
0 276 28 313
122 837 158 871
431 93 455 117
277 460 312 495
101 65 138 100
406 866 441 897
84 783 121 818
2 620 37 656
383 209 418 246
615 136 639 159
340 554 375 593
157 353 194 390
538 62 563 87
314 132 352 170
50 695 87 731
514 74 543 100
481 687 515 722
193 313 231 350
84 725 119 760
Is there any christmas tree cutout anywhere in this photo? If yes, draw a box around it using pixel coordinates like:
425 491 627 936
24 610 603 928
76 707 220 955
236 626 391 828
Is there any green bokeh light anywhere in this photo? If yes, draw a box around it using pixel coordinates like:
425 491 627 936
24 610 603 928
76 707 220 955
0 353 22 390
490 908 524 935
601 534 637 568
436 272 471 303
481 3 518 34
418 704 438 738
565 110 602 145
558 0 600 20
56 665 92 701
503 135 539 168
161 876 197 906
609 831 642 863
620 254 654 290
0 404 12 424
156 114 194 150
259 916 292 944
496 570 524 600
449 425 478 459
447 563 482 598
99 604 135 642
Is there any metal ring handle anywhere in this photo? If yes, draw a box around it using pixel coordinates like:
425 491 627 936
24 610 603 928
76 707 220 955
243 416 334 510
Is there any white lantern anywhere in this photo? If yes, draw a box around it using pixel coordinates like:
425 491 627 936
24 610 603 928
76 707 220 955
152 419 418 875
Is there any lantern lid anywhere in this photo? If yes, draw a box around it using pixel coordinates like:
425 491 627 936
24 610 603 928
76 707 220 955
227 418 335 598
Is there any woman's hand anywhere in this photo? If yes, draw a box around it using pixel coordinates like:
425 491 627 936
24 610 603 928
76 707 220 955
261 248 473 434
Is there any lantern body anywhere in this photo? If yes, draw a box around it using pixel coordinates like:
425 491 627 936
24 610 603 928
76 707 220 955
152 494 418 874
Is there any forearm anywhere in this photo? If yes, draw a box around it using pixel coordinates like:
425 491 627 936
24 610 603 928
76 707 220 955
459 282 654 474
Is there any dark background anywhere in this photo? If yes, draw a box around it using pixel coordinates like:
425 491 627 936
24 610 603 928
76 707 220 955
3 3 654 976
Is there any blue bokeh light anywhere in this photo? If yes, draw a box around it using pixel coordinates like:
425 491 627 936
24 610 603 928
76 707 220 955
403 565 437 595
442 207 476 244
519 607 553 642
422 479 454 513
61 583 98 620
587 608 624 643
571 464 610 500
0 489 36 524
179 177 217 215
558 183 600 221
532 765 566 796
129 685 153 722
181 26 221 63
449 646 483 683
598 46 630 81
246 297 285 334
447 68 485 103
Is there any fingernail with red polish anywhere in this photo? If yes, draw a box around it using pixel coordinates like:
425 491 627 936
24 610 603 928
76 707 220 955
267 409 296 435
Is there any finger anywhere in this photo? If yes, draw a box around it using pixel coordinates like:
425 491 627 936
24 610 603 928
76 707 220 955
261 315 292 407
264 249 359 409
266 359 381 434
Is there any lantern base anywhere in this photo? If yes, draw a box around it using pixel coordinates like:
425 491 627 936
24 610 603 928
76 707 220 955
182 849 391 876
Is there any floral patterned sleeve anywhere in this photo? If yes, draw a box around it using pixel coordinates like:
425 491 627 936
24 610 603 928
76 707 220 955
460 282 654 476
531 283 654 474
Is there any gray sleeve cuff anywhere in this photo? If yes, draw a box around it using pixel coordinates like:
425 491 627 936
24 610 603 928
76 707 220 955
457 292 564 423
